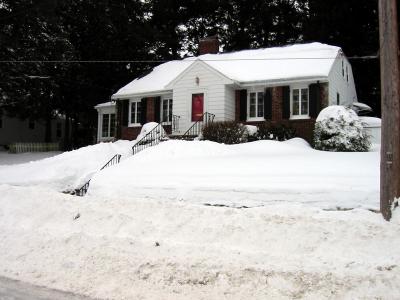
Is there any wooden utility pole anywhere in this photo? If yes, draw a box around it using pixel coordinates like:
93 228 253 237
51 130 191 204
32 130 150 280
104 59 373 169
379 0 400 220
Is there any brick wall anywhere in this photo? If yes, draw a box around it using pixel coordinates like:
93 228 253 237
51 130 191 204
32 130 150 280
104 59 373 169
146 97 155 122
199 36 219 55
121 126 141 140
237 83 329 143
271 86 283 122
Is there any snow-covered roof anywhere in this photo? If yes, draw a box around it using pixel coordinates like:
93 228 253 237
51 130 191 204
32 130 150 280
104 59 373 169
113 42 341 99
113 60 195 98
94 101 115 109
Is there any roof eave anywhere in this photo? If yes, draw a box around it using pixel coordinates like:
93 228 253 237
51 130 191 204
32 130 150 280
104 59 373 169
112 89 173 100
238 76 329 87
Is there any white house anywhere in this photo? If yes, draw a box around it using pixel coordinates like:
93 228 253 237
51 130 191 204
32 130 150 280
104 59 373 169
107 39 358 142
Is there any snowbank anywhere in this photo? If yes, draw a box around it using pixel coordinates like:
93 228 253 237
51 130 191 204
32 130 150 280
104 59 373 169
0 141 135 191
0 184 399 299
89 139 379 210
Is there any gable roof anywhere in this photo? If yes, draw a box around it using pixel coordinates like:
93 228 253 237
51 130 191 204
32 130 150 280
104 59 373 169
112 42 342 99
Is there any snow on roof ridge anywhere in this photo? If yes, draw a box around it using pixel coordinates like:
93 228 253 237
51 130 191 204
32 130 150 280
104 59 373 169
196 42 341 60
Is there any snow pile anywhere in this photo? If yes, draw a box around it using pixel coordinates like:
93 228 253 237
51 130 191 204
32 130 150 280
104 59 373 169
0 141 134 191
135 122 166 141
0 185 399 299
314 106 370 152
89 139 379 210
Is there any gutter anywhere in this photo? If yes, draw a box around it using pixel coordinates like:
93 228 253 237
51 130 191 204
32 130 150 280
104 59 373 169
237 76 329 88
111 89 173 100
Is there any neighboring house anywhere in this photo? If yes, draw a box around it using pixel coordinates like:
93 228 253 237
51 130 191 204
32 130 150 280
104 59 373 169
110 38 357 142
0 113 67 147
95 102 116 142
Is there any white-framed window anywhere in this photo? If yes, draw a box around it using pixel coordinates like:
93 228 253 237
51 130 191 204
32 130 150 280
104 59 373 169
248 91 264 120
161 98 173 123
101 113 116 138
129 99 141 126
291 87 309 118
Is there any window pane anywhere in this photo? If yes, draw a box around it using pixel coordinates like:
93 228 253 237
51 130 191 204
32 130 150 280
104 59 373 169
136 102 141 124
292 89 299 116
131 102 136 124
162 100 168 122
110 114 116 137
102 114 109 137
257 92 264 117
169 99 173 122
301 89 308 115
249 93 256 117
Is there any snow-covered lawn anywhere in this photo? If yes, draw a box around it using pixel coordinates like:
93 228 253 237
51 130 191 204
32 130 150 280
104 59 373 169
0 141 134 191
0 138 394 299
0 151 62 166
0 184 399 299
90 139 379 210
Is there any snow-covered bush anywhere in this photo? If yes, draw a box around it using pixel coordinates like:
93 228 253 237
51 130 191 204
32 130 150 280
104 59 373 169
314 106 370 152
255 122 296 141
244 125 258 142
202 121 248 144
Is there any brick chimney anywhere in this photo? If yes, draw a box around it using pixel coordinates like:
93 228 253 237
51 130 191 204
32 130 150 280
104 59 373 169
198 36 219 55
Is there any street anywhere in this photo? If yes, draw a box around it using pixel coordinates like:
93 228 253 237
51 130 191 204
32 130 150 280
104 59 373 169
0 276 94 300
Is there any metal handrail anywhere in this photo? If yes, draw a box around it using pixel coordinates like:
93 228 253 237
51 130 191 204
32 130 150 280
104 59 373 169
74 153 122 196
100 154 122 170
132 123 167 155
182 112 215 138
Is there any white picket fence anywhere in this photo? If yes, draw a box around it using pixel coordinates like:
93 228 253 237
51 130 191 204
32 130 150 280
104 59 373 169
9 142 60 153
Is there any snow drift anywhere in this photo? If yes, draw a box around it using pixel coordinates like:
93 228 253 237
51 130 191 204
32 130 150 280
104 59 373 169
89 139 379 210
0 141 134 191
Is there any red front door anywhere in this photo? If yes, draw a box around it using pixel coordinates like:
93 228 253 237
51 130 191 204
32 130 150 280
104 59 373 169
192 93 204 121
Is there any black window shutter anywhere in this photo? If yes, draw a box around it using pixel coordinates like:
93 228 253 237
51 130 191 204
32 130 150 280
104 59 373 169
239 89 247 121
264 88 272 120
309 83 320 118
154 97 161 122
282 86 290 119
122 100 129 126
140 98 147 125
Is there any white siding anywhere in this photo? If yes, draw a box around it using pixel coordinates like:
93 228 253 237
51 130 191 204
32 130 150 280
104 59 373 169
224 85 236 120
327 56 358 106
171 62 228 133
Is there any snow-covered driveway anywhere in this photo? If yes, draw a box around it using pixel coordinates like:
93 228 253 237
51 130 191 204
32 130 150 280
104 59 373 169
0 185 399 299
